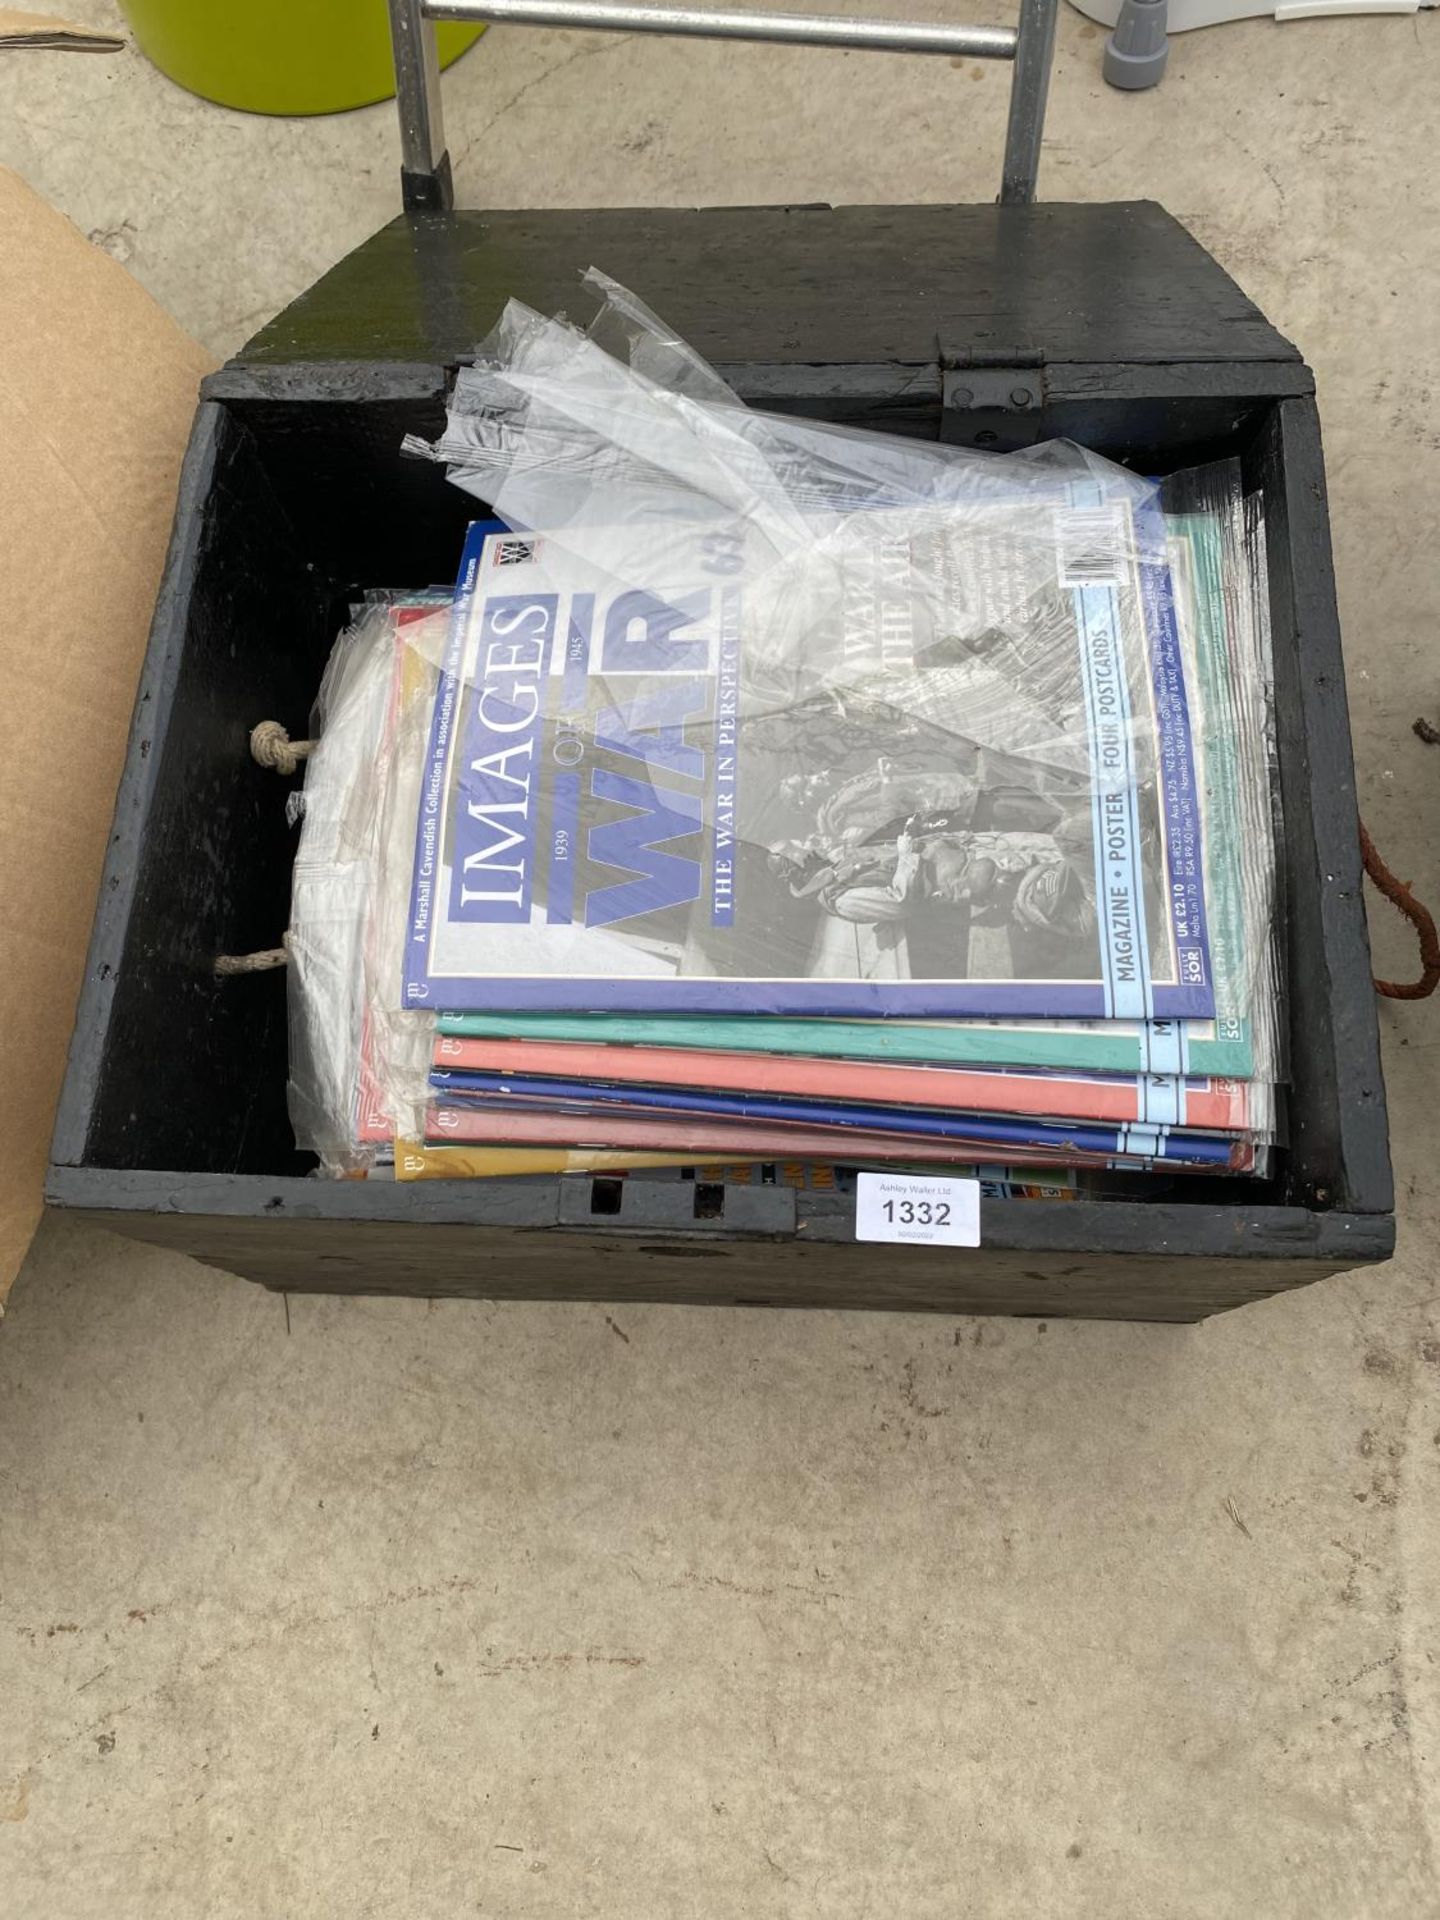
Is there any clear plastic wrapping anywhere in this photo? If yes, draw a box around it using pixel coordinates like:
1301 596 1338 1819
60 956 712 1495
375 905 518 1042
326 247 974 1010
286 594 452 1171
1161 459 1286 1091
284 602 391 1170
399 278 1269 1014
285 272 1284 1175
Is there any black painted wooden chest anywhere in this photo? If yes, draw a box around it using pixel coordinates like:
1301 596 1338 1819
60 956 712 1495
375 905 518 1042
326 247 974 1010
46 202 1393 1319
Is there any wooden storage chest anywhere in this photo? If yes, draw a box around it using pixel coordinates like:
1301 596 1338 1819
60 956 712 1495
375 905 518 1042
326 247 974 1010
46 201 1393 1320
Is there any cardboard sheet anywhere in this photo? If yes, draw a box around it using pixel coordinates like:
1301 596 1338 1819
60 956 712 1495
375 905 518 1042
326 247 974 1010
0 166 212 1310
0 10 123 50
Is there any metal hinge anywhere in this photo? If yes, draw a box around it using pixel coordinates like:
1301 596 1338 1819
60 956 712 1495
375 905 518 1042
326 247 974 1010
937 338 1047 449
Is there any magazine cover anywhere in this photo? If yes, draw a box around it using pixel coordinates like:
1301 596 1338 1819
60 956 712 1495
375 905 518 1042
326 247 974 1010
427 1069 1251 1166
436 1007 1246 1077
393 1146 1077 1195
426 496 1269 1076
431 1034 1259 1132
424 1102 1262 1174
402 501 1217 1019
392 1142 721 1179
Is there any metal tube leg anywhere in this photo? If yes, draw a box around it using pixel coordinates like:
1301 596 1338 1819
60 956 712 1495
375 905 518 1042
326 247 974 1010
389 0 454 212
1000 0 1058 205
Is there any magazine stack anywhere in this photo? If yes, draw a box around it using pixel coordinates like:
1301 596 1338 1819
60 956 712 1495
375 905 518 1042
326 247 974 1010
284 275 1284 1201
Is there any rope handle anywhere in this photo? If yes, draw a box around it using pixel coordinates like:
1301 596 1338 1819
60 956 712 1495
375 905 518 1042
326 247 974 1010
215 722 312 970
1360 820 1440 1001
250 720 313 776
215 939 289 977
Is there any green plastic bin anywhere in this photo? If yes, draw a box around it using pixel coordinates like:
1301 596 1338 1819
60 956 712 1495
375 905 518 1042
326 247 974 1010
119 1 483 116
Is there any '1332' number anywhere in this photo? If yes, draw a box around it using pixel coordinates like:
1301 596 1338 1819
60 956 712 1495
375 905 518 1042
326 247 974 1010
882 1198 950 1227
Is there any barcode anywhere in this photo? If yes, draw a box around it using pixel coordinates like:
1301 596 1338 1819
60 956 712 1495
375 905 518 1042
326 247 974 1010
493 537 538 568
1056 505 1128 587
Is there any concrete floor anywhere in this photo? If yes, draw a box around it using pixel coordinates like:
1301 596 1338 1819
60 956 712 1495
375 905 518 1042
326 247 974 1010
3 3 1440 1914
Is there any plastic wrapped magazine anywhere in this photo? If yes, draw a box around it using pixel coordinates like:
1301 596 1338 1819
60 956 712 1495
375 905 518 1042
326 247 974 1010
420 1101 1268 1176
288 589 465 1171
286 598 397 1173
425 1068 1254 1164
288 597 1276 1174
430 1032 1268 1132
284 272 1282 1179
1162 460 1284 1086
394 506 1214 1019
395 1145 1080 1194
395 278 1230 1021
426 453 1282 1079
